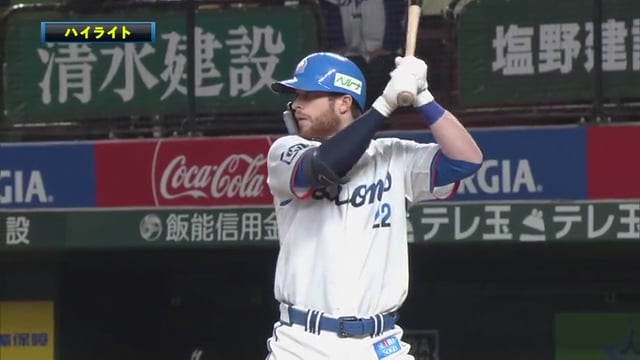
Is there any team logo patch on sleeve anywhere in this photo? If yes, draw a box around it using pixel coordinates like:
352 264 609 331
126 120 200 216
374 336 401 359
280 143 309 165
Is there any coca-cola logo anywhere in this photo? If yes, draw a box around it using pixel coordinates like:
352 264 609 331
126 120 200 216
145 137 276 206
158 154 267 201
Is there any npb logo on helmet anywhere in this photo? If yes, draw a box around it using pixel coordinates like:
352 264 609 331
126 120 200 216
334 73 362 95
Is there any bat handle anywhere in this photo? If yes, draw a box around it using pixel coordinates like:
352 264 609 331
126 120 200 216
397 91 415 107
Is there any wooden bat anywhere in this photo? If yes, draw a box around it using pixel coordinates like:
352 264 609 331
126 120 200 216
397 0 423 107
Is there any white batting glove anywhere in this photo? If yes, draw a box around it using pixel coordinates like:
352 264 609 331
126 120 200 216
371 71 416 117
394 56 434 107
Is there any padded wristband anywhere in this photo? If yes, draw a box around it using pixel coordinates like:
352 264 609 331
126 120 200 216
418 101 446 126
371 96 394 118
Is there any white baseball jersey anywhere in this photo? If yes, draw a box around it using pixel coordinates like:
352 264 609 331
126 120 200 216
266 135 457 318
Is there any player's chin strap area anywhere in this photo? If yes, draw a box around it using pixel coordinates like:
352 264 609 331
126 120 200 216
279 304 397 338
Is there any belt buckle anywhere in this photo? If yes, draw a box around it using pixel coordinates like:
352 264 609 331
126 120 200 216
337 316 360 338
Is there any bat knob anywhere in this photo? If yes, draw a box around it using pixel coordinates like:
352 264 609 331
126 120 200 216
397 91 415 107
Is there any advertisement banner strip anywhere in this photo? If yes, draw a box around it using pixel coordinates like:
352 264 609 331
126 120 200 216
0 143 96 209
94 136 275 207
382 126 588 201
587 125 640 199
1 201 637 250
4 124 639 210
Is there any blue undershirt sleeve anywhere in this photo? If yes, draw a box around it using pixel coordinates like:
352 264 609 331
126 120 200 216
293 108 387 188
432 151 482 187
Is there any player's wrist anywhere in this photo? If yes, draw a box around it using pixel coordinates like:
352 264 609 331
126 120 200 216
415 88 435 107
372 96 394 117
418 99 445 126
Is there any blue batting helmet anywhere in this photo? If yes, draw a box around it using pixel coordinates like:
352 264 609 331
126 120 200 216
271 52 367 111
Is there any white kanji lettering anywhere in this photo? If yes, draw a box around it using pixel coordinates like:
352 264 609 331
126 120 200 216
552 205 582 239
453 206 480 240
263 212 279 241
586 19 630 72
241 212 262 240
587 204 615 239
492 24 535 75
225 25 285 97
217 213 239 241
99 44 159 102
616 203 640 240
538 23 581 74
190 213 215 242
160 28 224 100
225 26 252 97
584 22 595 72
483 205 512 240
37 44 97 104
5 216 30 245
194 27 224 96
602 19 628 71
159 31 186 100
166 214 190 241
632 19 640 71
419 207 449 241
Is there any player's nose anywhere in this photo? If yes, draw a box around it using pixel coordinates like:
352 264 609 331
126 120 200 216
291 98 304 111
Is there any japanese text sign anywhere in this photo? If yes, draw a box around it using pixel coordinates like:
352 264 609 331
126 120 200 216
407 201 639 242
41 21 154 43
1 201 637 250
3 6 318 124
457 0 640 106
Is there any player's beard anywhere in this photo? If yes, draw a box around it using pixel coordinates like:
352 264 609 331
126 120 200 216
298 101 341 140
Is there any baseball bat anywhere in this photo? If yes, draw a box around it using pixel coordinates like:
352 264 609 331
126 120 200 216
397 0 423 107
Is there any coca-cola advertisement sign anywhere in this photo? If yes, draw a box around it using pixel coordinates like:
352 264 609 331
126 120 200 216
95 136 276 207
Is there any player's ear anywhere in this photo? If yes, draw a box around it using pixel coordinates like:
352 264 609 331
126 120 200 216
336 95 353 115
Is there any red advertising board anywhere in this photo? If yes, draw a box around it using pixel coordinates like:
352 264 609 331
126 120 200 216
95 136 277 207
588 125 640 199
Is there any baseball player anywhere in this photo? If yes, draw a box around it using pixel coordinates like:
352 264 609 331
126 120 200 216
265 52 482 359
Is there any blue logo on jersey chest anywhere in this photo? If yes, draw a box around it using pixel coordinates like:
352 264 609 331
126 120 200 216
311 172 392 207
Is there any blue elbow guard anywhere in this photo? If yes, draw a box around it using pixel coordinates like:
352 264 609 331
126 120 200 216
433 152 482 187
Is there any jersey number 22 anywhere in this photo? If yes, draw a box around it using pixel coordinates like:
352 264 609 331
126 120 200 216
373 203 391 229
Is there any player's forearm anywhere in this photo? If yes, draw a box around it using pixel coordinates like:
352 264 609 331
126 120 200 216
430 111 482 163
316 108 386 175
298 108 386 187
419 102 483 164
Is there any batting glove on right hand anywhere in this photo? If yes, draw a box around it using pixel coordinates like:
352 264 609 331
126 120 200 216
372 64 418 117
394 56 434 107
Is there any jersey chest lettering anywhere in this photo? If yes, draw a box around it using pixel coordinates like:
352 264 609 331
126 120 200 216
311 171 392 207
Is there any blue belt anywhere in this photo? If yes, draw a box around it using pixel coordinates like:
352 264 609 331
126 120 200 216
284 305 397 338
